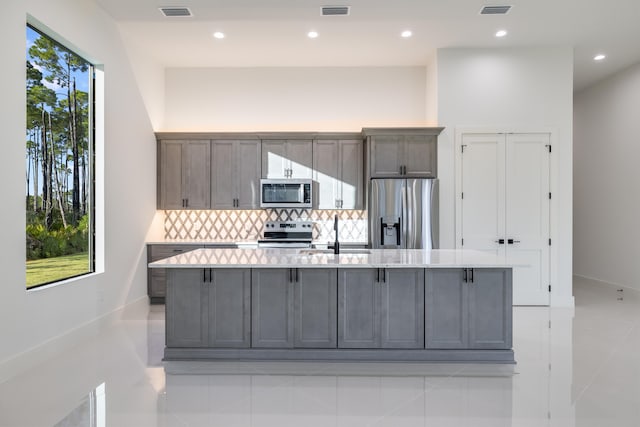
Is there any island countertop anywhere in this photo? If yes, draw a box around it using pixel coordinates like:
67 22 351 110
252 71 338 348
148 248 520 269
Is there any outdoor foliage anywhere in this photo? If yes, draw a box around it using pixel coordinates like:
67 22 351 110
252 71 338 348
26 26 91 269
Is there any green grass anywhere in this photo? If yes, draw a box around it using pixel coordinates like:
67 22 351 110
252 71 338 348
26 252 90 288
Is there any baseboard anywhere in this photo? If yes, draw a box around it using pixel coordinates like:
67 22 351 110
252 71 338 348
0 296 149 384
573 274 639 293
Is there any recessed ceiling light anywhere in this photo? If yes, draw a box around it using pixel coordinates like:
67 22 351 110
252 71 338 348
307 31 319 39
594 54 606 61
401 30 413 38
213 32 225 39
495 30 508 38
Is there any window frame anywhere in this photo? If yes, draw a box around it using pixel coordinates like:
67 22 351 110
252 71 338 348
25 23 96 290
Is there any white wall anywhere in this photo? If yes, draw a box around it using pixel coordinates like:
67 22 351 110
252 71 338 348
436 47 574 306
0 0 157 379
163 67 427 132
574 62 640 291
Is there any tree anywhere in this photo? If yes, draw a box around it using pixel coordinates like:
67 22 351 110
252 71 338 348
29 35 88 225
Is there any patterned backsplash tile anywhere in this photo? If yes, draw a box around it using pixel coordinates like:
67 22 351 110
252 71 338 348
164 209 368 242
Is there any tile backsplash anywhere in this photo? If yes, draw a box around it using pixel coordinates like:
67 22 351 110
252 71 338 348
164 209 368 242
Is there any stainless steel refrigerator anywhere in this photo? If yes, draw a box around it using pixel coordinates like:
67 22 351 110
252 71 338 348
369 178 439 249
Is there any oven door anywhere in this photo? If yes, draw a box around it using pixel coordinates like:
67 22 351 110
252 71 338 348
260 179 312 208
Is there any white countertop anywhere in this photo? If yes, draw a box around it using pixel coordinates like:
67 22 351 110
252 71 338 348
148 248 520 269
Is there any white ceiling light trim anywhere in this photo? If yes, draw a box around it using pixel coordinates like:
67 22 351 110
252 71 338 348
307 31 319 39
213 32 225 39
593 54 606 61
495 29 507 37
401 30 413 38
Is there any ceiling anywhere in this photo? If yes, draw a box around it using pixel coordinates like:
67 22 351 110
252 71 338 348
94 0 640 91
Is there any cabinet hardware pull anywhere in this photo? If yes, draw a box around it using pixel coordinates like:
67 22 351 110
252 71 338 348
463 269 468 283
495 239 505 244
507 239 521 244
382 268 386 283
376 268 380 282
469 268 474 283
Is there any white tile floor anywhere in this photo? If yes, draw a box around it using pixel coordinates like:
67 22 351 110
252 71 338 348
1 276 639 427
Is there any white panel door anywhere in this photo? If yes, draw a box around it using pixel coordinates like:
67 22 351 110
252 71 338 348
505 134 550 305
460 134 505 257
460 132 550 306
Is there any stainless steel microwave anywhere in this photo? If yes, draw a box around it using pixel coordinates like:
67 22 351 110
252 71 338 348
260 179 312 208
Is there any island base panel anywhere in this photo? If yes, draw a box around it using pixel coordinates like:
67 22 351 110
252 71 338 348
163 347 515 364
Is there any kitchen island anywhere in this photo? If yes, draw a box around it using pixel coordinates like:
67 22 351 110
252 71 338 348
149 248 515 363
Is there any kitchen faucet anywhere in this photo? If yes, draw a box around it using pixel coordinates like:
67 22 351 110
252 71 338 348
328 214 340 254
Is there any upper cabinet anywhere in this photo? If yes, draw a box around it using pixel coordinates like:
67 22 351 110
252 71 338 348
158 140 211 209
211 140 261 209
262 139 313 179
364 128 444 178
313 138 364 209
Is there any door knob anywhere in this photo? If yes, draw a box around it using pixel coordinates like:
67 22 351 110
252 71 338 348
507 239 521 244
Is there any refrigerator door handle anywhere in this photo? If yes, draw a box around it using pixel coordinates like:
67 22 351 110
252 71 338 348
380 217 385 244
395 218 401 245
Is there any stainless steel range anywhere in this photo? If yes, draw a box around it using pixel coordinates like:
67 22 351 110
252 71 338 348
257 221 313 248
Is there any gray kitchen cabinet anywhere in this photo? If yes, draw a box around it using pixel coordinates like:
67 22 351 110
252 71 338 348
338 269 380 348
425 268 512 349
158 140 211 209
211 140 261 209
313 139 363 209
294 268 338 348
207 269 251 348
468 268 513 349
147 244 203 304
364 128 443 178
166 269 208 348
261 140 313 179
251 268 295 348
424 268 467 349
166 268 251 348
338 268 425 349
380 268 425 349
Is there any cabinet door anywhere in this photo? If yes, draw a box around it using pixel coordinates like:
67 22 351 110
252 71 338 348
166 269 208 348
467 268 512 349
148 244 202 303
183 141 211 209
286 140 313 179
236 140 261 208
313 140 340 209
370 135 402 177
294 268 337 348
404 135 437 177
261 140 288 178
159 141 184 209
211 140 235 209
425 269 468 349
338 139 364 209
338 269 380 348
380 269 424 348
208 269 251 348
251 269 294 348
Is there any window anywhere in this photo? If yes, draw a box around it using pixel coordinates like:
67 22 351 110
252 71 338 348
26 25 95 289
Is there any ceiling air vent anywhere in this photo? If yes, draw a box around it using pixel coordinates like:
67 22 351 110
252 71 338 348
480 5 512 15
159 7 193 17
321 6 350 16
